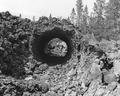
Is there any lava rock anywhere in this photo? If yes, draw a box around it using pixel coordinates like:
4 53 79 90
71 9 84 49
44 38 68 57
31 19 78 65
35 83 49 93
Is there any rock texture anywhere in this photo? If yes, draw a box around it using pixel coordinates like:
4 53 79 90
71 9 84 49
44 38 68 57
1 12 120 96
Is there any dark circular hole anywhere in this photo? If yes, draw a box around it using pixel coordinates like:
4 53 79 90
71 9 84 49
31 27 73 65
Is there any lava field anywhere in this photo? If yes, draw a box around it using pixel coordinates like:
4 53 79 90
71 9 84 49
1 11 120 96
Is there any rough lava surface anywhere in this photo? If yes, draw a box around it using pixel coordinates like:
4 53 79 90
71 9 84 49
44 38 68 57
0 12 120 96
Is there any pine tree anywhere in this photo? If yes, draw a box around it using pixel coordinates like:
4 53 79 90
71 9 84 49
105 0 120 40
19 14 21 18
82 5 89 33
67 17 71 22
70 8 77 25
83 5 89 26
76 0 83 27
49 14 52 21
33 16 35 22
105 0 120 29
90 0 106 39
93 0 105 26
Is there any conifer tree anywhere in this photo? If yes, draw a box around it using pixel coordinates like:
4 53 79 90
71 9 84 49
105 0 120 40
67 17 71 22
82 5 89 33
70 8 77 25
83 5 89 26
33 16 35 22
76 0 83 27
49 14 52 21
91 0 106 39
93 0 105 26
19 14 22 18
105 0 120 29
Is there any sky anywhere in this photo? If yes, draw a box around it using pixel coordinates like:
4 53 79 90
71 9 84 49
0 0 95 20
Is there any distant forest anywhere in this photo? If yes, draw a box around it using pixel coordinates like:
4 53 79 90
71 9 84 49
69 0 120 41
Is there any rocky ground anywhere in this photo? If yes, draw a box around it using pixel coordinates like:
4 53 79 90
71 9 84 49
44 38 68 57
1 12 120 96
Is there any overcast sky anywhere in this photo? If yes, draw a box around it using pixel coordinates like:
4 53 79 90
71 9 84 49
0 0 95 20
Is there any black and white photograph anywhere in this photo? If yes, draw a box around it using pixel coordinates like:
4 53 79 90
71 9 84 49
0 0 120 96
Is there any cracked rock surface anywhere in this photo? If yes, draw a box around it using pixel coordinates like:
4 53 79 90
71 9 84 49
1 12 120 96
44 38 68 57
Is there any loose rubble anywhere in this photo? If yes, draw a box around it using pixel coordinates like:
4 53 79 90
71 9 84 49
44 38 68 57
0 11 120 96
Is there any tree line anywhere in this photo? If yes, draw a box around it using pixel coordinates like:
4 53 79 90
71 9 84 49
70 0 120 41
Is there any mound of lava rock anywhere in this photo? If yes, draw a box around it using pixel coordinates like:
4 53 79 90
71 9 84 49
31 17 80 65
0 12 80 78
0 12 83 95
0 11 32 78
